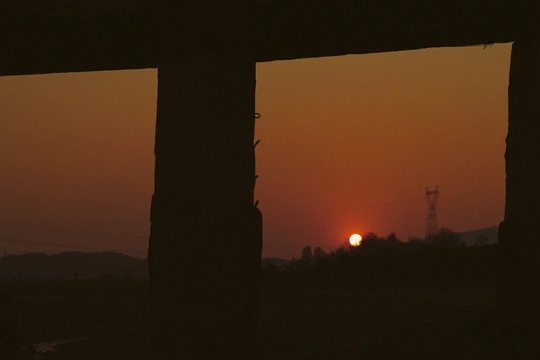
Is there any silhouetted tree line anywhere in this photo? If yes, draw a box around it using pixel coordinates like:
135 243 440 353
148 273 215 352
0 252 148 280
262 229 500 290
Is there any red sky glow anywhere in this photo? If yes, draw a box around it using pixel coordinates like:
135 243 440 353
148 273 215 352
0 44 511 259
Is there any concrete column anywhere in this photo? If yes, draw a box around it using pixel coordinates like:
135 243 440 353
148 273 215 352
498 35 540 358
148 4 261 357
148 52 261 359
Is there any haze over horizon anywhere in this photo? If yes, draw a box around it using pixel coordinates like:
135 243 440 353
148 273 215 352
0 44 510 259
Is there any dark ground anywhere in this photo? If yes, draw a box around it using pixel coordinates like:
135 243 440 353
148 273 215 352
1 280 499 360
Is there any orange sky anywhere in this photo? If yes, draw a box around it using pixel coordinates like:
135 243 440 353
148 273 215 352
0 44 511 259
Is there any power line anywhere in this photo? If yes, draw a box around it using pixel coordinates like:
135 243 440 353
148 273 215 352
0 223 324 250
0 235 325 252
263 243 335 249
265 197 425 217
0 237 147 256
0 197 425 231
0 234 334 256
0 222 146 240
0 196 426 254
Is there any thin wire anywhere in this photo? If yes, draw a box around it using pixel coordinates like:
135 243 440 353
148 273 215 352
266 197 425 217
0 237 146 256
0 236 315 255
0 196 425 255
264 243 320 248
0 222 146 240
0 197 424 236
0 196 426 254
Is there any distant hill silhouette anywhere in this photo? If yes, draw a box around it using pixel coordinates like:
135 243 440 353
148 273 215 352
458 226 498 247
0 252 148 280
261 257 290 270
0 230 496 281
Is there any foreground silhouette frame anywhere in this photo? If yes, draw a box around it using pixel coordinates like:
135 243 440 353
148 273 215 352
1 0 539 358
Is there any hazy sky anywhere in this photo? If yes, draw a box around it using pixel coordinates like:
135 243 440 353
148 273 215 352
0 44 511 259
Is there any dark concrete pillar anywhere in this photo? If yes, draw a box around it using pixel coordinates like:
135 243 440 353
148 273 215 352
148 5 261 358
498 34 540 358
148 54 261 358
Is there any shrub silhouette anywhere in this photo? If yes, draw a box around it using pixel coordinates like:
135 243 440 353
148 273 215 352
263 231 499 290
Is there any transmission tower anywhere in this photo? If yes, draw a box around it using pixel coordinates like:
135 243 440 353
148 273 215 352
425 185 439 238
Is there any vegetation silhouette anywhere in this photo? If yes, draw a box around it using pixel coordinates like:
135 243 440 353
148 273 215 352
1 231 507 359
262 230 499 291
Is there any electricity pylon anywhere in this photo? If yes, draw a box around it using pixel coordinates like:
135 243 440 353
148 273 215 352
425 186 439 238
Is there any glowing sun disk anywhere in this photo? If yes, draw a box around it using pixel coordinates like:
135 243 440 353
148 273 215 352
349 233 362 246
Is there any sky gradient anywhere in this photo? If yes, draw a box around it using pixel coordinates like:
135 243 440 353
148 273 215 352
0 44 511 259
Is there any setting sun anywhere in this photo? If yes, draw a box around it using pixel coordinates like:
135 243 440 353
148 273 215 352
349 234 362 246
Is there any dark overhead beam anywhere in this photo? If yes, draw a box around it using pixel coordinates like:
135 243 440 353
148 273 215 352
0 0 159 76
0 0 532 76
252 0 528 61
